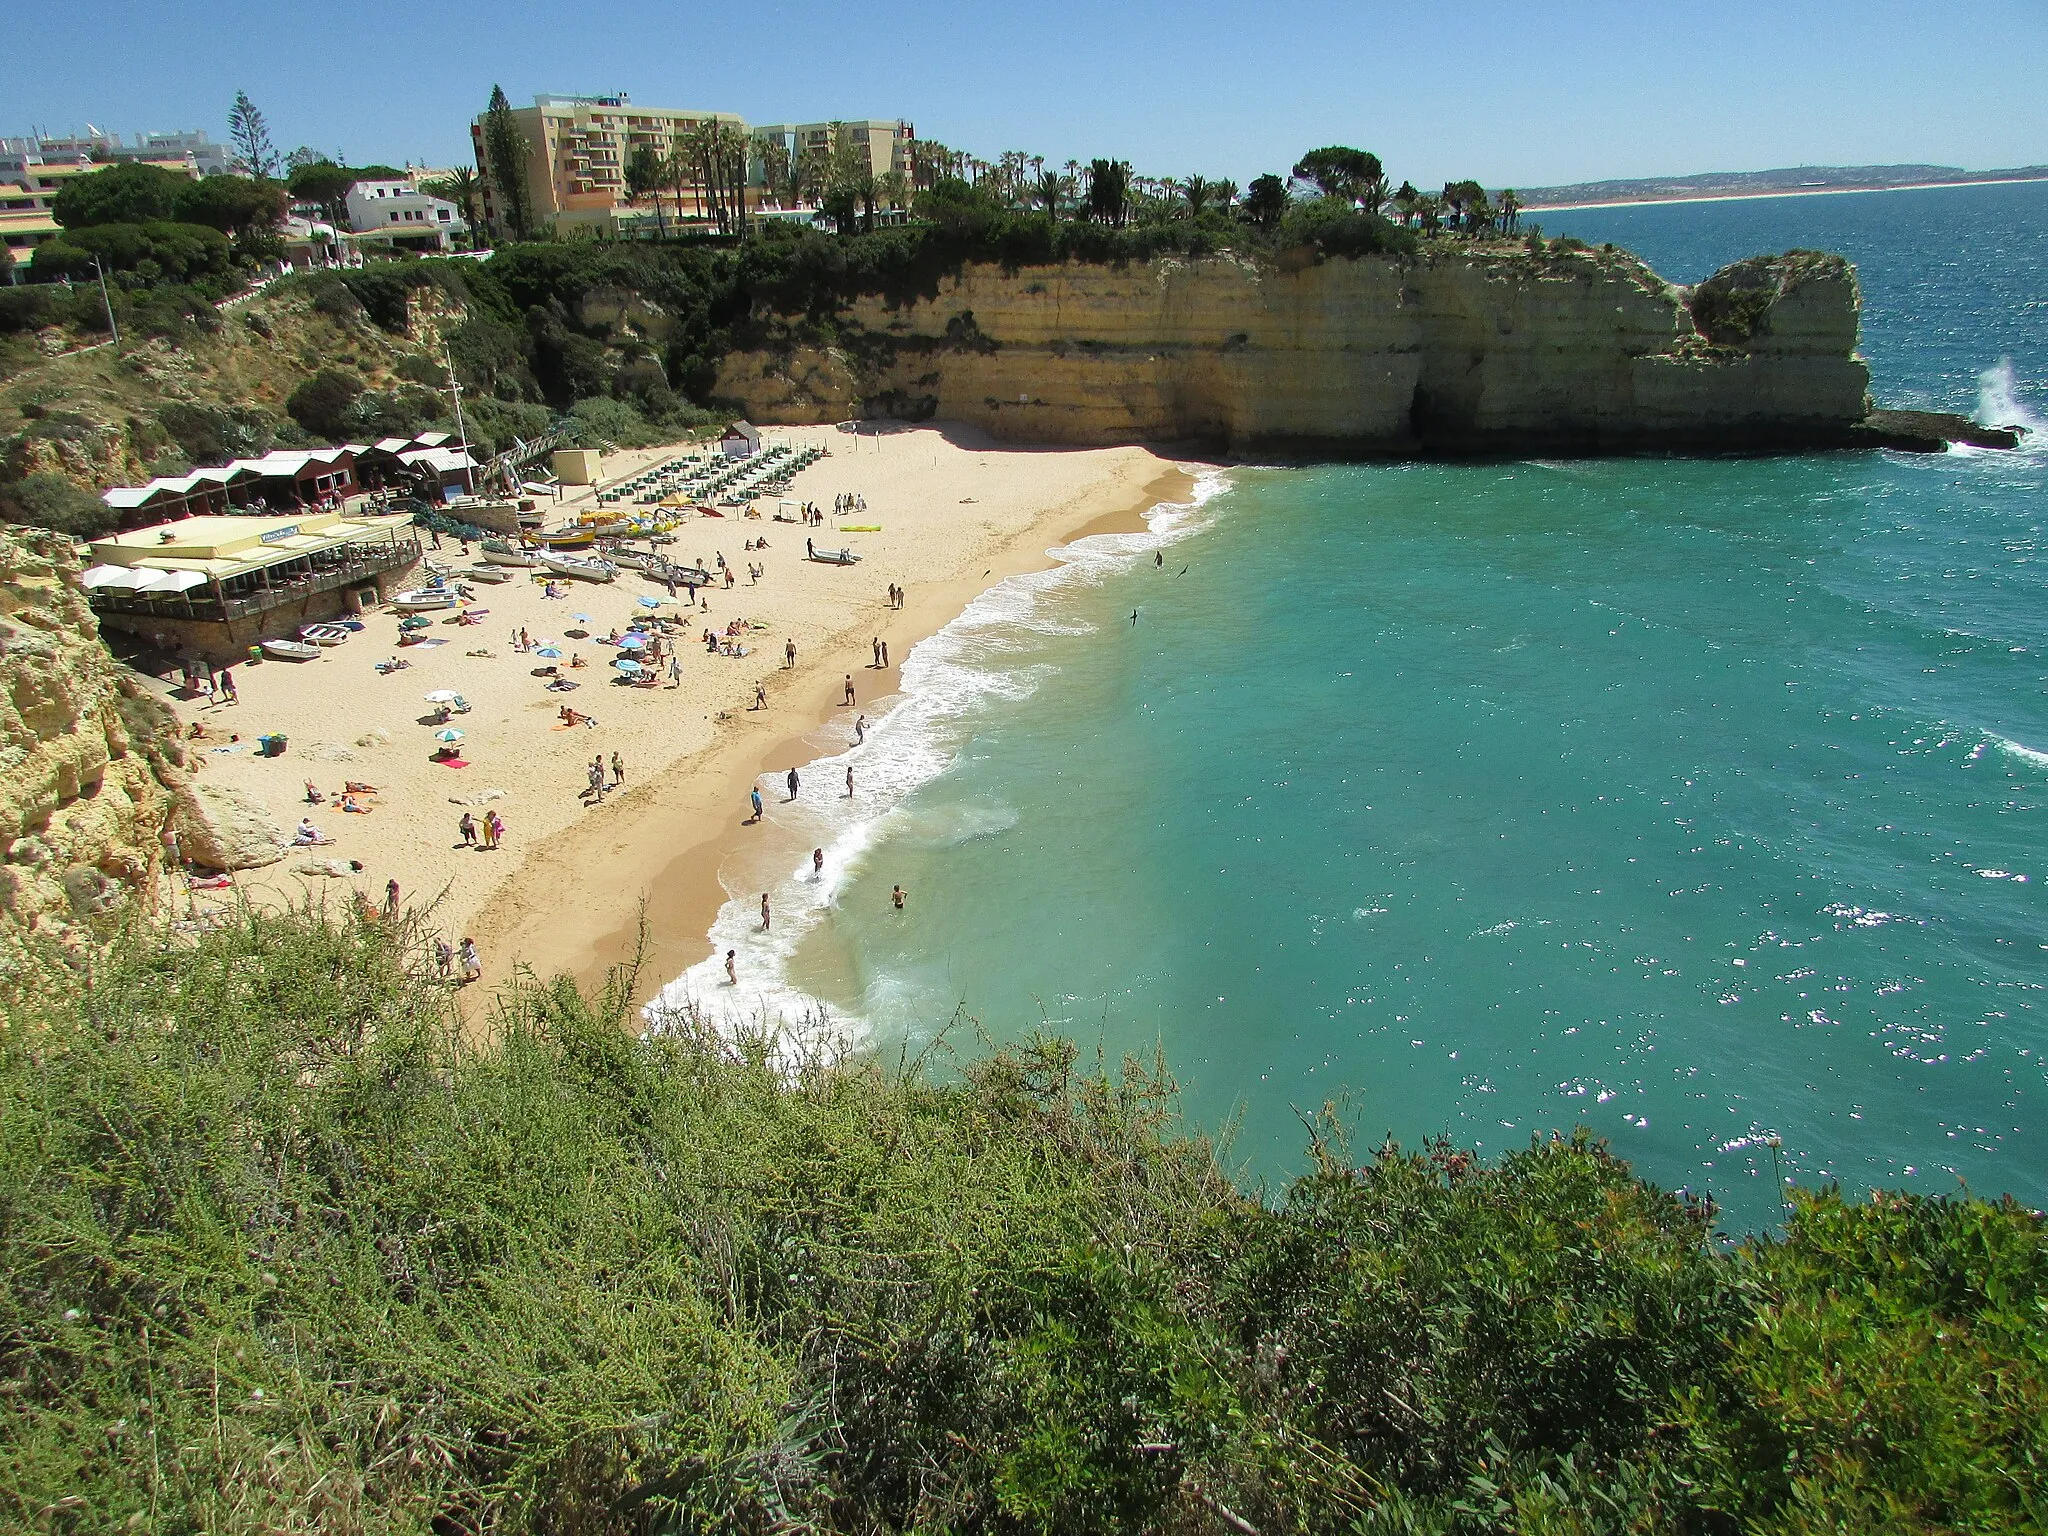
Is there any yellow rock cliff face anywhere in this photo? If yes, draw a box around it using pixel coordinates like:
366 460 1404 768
0 528 178 963
715 247 1869 452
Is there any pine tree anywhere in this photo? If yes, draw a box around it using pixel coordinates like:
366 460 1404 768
228 91 278 179
481 85 533 241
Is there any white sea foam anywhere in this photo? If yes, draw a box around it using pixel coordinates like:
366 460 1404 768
645 470 1235 1053
1975 357 2044 437
1988 732 2048 770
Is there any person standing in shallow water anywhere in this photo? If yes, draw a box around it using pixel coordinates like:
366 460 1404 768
813 847 824 878
786 766 800 800
892 883 906 911
725 949 737 985
760 892 771 931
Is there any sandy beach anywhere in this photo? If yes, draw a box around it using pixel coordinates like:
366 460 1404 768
152 423 1191 1020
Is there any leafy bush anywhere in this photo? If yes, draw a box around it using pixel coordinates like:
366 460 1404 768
284 368 363 439
2 909 2040 1533
29 221 235 287
154 401 279 462
1276 197 1417 259
0 471 117 536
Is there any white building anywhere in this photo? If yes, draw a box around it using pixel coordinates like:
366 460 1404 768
343 179 465 252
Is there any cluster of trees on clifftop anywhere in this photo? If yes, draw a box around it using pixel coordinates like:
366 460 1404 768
904 140 1525 243
1 905 2042 1532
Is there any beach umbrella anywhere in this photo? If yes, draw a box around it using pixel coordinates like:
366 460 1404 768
637 595 663 607
433 727 466 743
573 613 591 623
535 646 562 658
613 658 643 673
423 689 463 703
618 634 647 650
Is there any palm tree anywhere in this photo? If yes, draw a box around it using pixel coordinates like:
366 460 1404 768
443 166 482 234
1498 188 1522 234
1390 181 1419 227
1212 178 1239 212
1033 167 1067 219
1182 175 1218 218
1416 193 1443 234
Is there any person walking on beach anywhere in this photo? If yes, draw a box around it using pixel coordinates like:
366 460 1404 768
880 639 889 667
843 674 856 705
218 667 237 705
786 766 800 800
384 878 400 917
669 655 682 687
611 751 625 787
725 949 737 985
807 537 815 559
872 636 881 668
458 811 477 847
760 892 772 931
750 785 763 822
459 937 481 983
853 714 866 745
484 810 503 849
754 681 767 710
785 639 797 669
434 938 454 979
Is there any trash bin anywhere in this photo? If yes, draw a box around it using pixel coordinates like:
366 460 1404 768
247 645 263 664
259 734 288 758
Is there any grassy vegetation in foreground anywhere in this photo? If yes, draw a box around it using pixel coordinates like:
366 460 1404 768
2 909 2043 1533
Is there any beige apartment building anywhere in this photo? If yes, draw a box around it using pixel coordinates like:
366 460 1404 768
470 94 914 238
470 94 748 238
751 119 915 196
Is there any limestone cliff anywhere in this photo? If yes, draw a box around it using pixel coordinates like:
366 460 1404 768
714 245 1870 453
0 527 181 966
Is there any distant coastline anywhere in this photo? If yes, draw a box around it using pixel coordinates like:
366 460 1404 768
1522 165 2048 213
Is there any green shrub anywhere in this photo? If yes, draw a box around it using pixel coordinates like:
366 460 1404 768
29 221 234 286
284 367 363 440
4 908 2039 1534
0 471 116 536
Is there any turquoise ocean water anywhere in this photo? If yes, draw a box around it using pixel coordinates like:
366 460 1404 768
661 182 2048 1231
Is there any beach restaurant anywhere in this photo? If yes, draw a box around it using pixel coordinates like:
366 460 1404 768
81 509 424 661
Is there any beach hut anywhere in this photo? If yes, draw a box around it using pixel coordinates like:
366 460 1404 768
719 422 761 461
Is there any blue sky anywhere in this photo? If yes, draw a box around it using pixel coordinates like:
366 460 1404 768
10 0 2045 188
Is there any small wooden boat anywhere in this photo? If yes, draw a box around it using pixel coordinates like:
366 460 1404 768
536 552 618 583
517 507 546 527
807 547 862 566
299 623 350 646
463 565 512 583
601 547 656 572
391 589 460 611
480 539 539 567
261 638 322 661
539 528 597 549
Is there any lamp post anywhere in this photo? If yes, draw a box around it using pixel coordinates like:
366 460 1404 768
90 254 120 350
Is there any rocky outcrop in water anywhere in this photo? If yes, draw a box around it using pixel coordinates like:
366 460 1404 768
0 527 183 964
716 246 1873 454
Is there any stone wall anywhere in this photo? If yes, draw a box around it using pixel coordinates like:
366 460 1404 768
714 247 1870 453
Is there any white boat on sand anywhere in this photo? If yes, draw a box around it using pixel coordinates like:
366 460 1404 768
391 588 460 610
537 552 618 583
298 623 350 646
262 638 322 661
